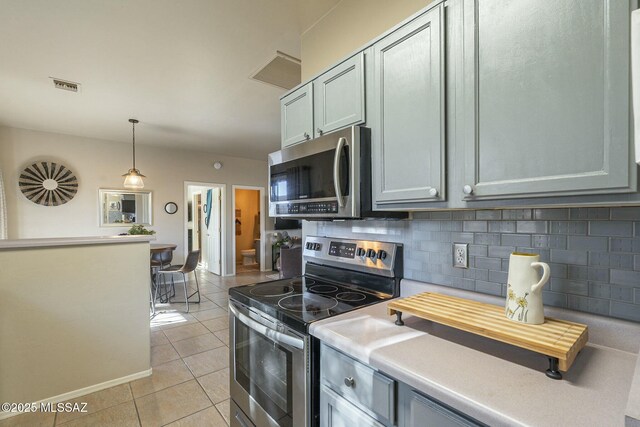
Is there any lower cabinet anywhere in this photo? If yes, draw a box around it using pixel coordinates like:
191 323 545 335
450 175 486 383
320 343 484 427
397 383 481 427
320 385 386 427
320 344 395 426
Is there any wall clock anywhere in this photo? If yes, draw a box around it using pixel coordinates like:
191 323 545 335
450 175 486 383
19 161 78 206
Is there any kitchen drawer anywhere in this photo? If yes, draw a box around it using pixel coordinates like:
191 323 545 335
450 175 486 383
320 343 395 426
320 385 386 427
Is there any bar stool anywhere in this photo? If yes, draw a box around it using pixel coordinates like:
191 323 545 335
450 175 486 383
151 249 174 304
155 250 201 313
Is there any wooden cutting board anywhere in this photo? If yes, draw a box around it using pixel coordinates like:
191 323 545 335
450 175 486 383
388 292 588 377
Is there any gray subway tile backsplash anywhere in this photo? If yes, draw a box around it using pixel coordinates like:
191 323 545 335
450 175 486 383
516 221 548 234
475 210 502 220
533 208 570 220
610 269 640 286
567 235 609 251
610 285 635 302
489 220 516 233
501 234 531 247
550 221 588 235
569 207 610 220
463 221 488 233
610 301 640 322
315 207 640 322
550 249 588 265
589 220 633 237
501 209 533 220
610 207 640 220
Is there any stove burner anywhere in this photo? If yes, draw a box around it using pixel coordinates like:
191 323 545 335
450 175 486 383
249 284 294 297
336 291 366 302
308 284 338 294
278 294 338 312
290 278 315 286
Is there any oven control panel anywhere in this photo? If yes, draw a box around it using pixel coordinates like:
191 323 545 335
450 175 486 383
303 236 402 276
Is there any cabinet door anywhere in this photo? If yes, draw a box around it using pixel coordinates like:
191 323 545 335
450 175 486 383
398 384 480 427
314 52 365 137
281 82 313 147
458 0 635 200
320 385 386 427
370 4 445 205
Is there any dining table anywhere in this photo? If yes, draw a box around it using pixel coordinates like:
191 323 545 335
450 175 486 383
150 243 177 254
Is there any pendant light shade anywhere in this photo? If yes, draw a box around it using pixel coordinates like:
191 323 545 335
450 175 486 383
123 118 145 189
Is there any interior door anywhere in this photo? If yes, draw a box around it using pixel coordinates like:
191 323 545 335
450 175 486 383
206 188 221 275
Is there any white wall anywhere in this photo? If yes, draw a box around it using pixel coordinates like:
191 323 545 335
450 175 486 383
0 126 270 273
300 0 434 80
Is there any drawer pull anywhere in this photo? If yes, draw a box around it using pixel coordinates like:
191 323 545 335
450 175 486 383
344 376 355 387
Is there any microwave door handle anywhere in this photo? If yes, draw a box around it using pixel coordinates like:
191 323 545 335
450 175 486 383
333 137 347 208
229 302 304 350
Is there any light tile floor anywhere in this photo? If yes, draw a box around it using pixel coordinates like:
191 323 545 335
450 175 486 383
0 270 271 427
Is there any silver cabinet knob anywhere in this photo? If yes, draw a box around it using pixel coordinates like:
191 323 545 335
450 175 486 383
317 128 324 136
428 188 438 197
463 185 473 195
304 132 310 140
344 377 355 387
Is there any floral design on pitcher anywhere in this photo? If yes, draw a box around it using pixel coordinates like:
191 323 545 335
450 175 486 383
505 283 530 322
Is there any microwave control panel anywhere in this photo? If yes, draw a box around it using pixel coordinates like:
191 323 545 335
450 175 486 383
276 201 338 215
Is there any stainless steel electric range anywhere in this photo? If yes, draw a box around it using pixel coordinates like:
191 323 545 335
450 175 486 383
229 235 403 427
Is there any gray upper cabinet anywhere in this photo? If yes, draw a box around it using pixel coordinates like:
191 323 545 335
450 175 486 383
370 4 446 205
457 0 635 201
314 52 365 138
281 82 313 148
281 54 365 148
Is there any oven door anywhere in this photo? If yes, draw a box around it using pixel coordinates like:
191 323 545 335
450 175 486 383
229 300 309 427
268 126 361 219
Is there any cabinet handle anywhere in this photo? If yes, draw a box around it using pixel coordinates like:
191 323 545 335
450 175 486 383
317 128 324 136
304 132 310 140
463 185 473 195
344 377 355 388
429 188 438 197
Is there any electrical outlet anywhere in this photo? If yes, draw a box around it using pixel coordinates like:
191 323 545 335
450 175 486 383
453 243 469 268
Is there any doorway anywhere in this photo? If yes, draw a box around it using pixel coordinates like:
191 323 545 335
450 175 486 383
232 185 265 275
184 182 226 276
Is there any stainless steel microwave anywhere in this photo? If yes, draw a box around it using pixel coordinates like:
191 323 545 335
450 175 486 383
268 126 406 220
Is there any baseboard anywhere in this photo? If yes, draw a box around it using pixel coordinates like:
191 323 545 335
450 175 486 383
0 368 152 420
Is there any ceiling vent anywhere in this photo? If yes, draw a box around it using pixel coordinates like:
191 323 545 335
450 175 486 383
250 51 301 90
51 78 80 93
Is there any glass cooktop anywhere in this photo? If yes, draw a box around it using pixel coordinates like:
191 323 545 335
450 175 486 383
229 276 391 333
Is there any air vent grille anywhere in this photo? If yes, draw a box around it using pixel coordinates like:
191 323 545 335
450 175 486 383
51 78 80 92
250 51 301 90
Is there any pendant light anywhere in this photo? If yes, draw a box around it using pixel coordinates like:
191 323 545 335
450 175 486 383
123 118 145 189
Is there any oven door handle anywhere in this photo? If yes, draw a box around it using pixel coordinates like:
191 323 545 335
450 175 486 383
333 137 347 208
229 302 305 350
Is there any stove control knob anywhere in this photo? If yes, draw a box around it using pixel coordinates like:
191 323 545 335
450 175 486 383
366 249 376 259
344 377 355 387
377 250 387 260
305 242 312 250
314 243 322 251
356 247 366 257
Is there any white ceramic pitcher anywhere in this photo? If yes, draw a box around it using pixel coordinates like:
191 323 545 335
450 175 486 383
505 253 550 325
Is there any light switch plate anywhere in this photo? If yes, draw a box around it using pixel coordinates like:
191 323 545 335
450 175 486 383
453 243 469 268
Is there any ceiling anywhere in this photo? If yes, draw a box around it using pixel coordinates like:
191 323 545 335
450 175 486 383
0 0 335 160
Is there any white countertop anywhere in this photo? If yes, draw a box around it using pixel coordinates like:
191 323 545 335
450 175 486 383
0 235 155 250
310 281 640 427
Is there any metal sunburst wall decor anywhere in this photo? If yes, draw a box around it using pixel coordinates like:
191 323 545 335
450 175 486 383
19 161 78 206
